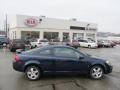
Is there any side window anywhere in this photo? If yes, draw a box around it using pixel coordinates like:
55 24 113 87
83 40 88 43
39 49 52 55
30 49 52 55
54 47 80 58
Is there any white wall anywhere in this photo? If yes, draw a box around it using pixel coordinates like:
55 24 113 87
8 15 17 28
9 14 97 40
15 15 97 30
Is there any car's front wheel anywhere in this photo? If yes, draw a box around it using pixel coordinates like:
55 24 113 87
90 65 104 79
25 66 41 81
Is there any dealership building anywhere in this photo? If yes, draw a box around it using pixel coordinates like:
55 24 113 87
9 15 98 41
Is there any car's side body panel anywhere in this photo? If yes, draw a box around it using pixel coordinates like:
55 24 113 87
13 45 113 76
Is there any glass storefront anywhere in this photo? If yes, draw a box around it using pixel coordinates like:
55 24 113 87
63 33 69 41
86 33 95 40
21 31 39 40
73 33 84 40
20 31 96 42
44 32 59 41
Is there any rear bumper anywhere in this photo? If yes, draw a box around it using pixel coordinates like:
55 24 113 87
10 46 25 50
13 62 24 72
90 45 98 48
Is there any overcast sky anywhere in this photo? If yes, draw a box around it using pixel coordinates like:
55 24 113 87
0 0 120 33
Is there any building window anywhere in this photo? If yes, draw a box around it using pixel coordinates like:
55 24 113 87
88 28 97 31
86 33 95 40
21 31 40 40
44 32 59 41
73 33 84 40
70 26 85 30
15 31 16 39
63 33 69 41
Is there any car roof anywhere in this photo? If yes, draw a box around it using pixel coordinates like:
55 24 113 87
42 45 74 49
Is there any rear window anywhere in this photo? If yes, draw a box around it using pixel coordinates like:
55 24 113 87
22 48 41 54
82 40 87 42
22 46 49 54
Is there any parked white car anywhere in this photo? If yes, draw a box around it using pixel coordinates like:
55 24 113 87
78 39 98 48
30 39 49 48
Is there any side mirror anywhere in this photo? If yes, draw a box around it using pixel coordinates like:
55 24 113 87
79 56 84 59
16 49 24 54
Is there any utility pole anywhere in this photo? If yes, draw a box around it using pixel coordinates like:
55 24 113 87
5 14 7 38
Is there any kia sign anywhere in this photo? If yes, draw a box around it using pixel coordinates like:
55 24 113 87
25 18 38 27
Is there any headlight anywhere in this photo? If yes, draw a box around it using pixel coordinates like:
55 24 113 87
106 61 112 65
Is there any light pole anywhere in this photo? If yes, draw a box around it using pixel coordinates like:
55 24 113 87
5 14 8 38
84 24 90 40
86 24 90 30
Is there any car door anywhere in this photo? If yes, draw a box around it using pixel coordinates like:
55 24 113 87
79 40 84 47
53 47 88 73
32 48 56 72
82 40 87 47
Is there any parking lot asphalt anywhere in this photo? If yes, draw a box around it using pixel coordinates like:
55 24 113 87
0 46 120 90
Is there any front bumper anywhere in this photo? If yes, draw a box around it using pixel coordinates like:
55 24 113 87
105 64 113 74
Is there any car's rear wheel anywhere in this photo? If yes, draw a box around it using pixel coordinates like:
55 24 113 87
90 65 104 79
3 43 7 47
25 66 41 81
35 45 37 48
88 45 91 48
10 48 15 52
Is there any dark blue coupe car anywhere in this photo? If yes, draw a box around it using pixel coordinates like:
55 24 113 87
13 45 113 80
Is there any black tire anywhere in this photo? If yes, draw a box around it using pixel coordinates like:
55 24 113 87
35 45 37 48
88 45 91 48
25 66 41 81
10 48 14 52
73 46 78 49
3 43 7 47
111 45 114 48
31 46 34 49
90 65 104 80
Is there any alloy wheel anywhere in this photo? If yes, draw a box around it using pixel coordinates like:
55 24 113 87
88 45 91 48
90 66 103 79
26 66 40 80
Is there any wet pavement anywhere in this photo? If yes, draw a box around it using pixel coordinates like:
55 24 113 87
0 46 120 90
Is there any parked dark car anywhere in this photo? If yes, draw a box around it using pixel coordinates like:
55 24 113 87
110 41 116 47
97 40 116 48
66 40 80 48
97 40 104 48
112 41 120 45
9 39 25 52
0 37 9 46
49 39 61 45
13 45 113 80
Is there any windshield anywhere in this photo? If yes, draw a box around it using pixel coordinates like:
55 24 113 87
88 40 95 43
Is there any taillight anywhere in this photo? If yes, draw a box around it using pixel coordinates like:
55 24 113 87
14 54 22 64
